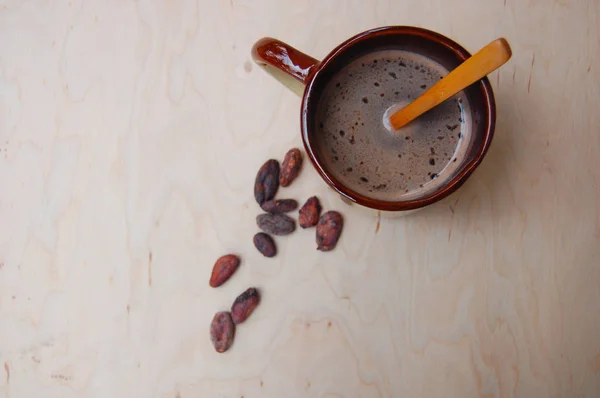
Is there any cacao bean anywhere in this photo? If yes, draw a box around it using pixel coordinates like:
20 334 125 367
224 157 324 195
209 254 240 287
253 232 276 257
210 311 235 353
256 213 296 236
279 148 303 187
231 287 260 324
316 211 343 251
254 159 280 205
260 199 298 213
299 196 321 228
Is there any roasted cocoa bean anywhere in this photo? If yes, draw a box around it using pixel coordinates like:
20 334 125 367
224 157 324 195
210 311 235 353
299 196 322 228
253 232 277 257
260 199 298 213
209 254 241 287
256 213 296 236
254 159 280 205
279 148 303 187
316 211 343 251
231 287 260 324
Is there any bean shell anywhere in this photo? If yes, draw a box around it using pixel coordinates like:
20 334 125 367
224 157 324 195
231 287 260 324
254 159 280 205
299 196 321 228
256 213 296 236
209 254 241 287
279 148 303 187
261 199 298 213
253 232 277 257
210 311 235 353
316 211 343 251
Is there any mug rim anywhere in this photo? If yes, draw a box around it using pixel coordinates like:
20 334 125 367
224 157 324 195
300 26 496 211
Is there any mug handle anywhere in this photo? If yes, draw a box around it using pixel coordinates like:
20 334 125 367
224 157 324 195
251 38 320 96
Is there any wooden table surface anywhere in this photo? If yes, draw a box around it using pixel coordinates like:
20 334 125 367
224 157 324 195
0 1 598 397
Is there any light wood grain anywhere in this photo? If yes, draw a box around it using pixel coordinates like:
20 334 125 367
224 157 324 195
0 1 599 398
389 38 512 130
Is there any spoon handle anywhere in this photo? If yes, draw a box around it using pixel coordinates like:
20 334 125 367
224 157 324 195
389 38 512 131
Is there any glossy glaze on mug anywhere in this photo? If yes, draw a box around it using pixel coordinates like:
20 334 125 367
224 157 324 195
252 26 496 212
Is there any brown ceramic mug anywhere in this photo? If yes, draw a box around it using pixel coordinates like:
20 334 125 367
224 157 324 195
252 26 496 213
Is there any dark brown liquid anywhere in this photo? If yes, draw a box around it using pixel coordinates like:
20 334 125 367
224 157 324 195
314 50 471 201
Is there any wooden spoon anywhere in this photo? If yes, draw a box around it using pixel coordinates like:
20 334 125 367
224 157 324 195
388 38 512 132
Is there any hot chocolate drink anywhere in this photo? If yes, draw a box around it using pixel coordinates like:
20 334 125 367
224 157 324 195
313 49 471 201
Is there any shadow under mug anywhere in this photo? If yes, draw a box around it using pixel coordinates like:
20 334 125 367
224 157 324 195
251 26 496 213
